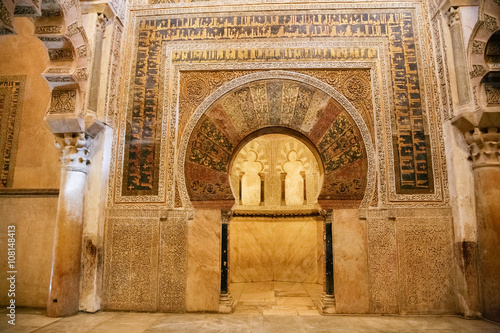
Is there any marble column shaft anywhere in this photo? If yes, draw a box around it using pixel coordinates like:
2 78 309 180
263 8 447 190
47 133 91 317
465 127 500 321
219 210 235 313
319 209 336 314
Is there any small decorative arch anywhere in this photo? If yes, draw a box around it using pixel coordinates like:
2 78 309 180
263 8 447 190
467 0 500 109
178 70 376 210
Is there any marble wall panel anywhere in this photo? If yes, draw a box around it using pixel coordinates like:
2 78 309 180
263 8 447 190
229 217 322 283
273 219 320 283
230 218 274 282
186 210 220 312
333 209 370 314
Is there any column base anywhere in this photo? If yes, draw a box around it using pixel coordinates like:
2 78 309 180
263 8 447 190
319 294 336 315
218 293 235 313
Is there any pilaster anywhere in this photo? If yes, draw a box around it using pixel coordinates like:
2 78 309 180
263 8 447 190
446 7 472 108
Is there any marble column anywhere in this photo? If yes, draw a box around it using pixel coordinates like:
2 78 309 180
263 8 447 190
465 126 500 322
47 133 91 317
446 7 471 106
219 210 235 313
319 209 336 314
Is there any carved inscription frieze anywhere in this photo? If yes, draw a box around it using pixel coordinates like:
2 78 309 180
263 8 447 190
0 76 25 188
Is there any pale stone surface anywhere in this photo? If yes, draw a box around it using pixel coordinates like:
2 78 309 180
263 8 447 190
230 217 322 283
474 166 500 320
0 197 58 307
231 282 321 315
241 151 262 206
283 151 305 206
333 209 370 314
80 127 113 312
443 122 480 316
186 209 221 312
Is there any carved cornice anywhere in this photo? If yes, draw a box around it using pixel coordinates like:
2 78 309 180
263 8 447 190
54 132 91 173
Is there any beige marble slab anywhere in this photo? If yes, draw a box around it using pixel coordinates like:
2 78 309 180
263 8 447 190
275 296 315 307
186 210 221 312
274 281 309 297
333 209 370 314
230 217 322 283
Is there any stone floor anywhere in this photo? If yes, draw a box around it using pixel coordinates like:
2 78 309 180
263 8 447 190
1 282 499 332
231 281 323 315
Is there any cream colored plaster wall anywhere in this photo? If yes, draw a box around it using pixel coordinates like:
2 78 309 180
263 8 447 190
0 196 57 307
0 17 61 309
0 17 60 188
333 209 370 314
186 209 221 312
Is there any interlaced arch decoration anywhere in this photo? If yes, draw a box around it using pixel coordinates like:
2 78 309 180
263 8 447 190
178 70 376 210
467 0 500 110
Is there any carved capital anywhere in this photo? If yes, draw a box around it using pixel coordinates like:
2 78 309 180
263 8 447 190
96 13 109 32
321 209 333 224
465 127 500 168
446 7 461 27
221 210 233 224
54 132 91 173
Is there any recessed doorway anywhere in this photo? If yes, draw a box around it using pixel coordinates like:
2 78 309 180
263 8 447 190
228 133 325 314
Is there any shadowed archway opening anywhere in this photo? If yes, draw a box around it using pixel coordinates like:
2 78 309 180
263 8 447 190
227 130 326 314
